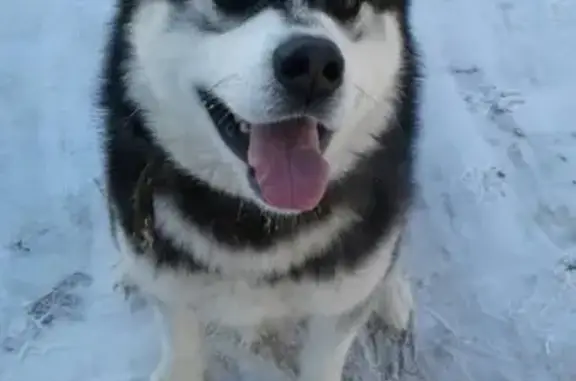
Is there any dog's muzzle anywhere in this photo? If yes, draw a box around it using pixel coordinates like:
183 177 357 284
197 35 345 212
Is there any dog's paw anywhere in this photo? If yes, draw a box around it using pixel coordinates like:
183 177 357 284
113 275 149 311
113 273 139 298
357 310 416 381
113 280 137 300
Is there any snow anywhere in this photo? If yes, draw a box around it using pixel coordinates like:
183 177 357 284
1 0 575 380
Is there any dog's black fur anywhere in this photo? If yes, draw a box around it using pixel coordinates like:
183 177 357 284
99 0 420 282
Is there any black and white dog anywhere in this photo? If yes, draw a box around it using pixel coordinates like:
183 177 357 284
100 0 419 380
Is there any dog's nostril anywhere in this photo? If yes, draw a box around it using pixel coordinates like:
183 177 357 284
281 55 310 79
273 35 344 102
322 61 342 83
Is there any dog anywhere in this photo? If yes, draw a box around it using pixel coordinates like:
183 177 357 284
100 0 420 380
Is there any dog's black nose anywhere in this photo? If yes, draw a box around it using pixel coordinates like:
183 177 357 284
273 36 344 102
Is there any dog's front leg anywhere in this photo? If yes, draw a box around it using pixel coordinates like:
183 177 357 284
297 306 369 381
375 262 414 334
152 307 206 381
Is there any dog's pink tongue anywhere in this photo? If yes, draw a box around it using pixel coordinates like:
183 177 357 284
248 118 329 211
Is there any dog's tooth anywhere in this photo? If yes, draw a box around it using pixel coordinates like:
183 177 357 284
240 122 250 133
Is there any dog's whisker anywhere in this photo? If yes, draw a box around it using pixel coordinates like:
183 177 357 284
215 110 234 128
207 74 242 93
352 82 412 140
351 82 383 108
236 201 245 222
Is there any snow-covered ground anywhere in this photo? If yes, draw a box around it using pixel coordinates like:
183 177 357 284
1 0 575 380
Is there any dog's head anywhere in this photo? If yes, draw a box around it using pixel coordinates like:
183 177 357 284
126 0 408 214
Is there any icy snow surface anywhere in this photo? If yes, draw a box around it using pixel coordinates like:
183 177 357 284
1 0 576 380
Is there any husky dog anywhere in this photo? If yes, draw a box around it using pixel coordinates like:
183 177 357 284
100 0 419 380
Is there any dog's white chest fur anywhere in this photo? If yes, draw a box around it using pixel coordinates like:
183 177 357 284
115 218 412 381
117 201 402 326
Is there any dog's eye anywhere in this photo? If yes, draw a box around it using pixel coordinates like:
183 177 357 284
213 0 261 14
327 0 362 21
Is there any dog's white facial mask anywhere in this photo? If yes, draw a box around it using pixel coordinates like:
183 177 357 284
127 0 404 213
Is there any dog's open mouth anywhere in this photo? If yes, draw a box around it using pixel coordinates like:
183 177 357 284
198 89 333 212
